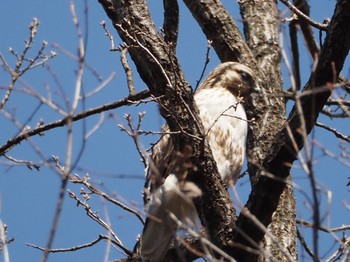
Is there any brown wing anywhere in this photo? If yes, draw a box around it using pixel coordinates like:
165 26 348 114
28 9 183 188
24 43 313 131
146 128 175 192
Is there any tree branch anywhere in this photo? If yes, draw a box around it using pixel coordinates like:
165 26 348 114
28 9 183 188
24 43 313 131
279 0 329 30
98 0 237 256
0 89 151 155
232 1 350 260
183 0 254 65
162 0 179 50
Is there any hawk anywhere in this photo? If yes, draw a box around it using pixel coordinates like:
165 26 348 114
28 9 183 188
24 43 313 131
139 62 259 261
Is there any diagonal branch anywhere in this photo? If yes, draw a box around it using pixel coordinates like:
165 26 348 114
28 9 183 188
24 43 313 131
0 89 151 155
183 0 254 65
232 1 350 260
98 0 238 254
279 0 328 30
163 0 179 50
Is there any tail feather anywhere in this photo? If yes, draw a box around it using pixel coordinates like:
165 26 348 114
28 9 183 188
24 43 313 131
139 174 201 261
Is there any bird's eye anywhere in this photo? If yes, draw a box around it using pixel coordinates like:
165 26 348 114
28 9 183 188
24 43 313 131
239 71 251 82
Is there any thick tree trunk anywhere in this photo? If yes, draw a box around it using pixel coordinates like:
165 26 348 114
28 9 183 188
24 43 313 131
98 0 350 261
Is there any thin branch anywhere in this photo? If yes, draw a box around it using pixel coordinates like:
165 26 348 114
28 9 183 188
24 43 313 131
289 17 301 90
316 122 350 144
194 40 212 92
3 154 40 171
293 0 320 60
0 18 56 111
297 227 316 260
27 234 119 253
70 175 145 224
0 219 10 262
51 43 103 82
80 71 116 99
279 0 328 30
326 99 350 107
41 3 86 261
67 189 131 256
326 237 350 262
118 45 136 95
118 112 148 168
100 20 116 51
0 89 151 155
85 113 106 139
297 219 350 233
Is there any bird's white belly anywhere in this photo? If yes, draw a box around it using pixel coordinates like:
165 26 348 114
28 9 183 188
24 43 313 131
195 88 248 182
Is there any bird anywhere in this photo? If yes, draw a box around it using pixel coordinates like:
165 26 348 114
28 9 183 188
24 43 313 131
138 62 259 261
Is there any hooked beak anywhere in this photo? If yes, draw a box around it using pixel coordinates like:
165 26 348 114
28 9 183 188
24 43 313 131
251 85 262 93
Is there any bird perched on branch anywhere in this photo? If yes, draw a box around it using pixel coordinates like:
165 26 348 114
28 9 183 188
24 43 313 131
139 62 259 261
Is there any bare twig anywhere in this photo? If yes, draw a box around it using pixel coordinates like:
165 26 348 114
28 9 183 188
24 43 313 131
3 154 40 171
41 3 86 261
67 189 131 256
28 234 123 253
194 40 212 92
289 16 301 90
70 174 145 224
118 45 136 95
0 18 56 111
279 0 328 30
326 237 350 262
101 20 116 51
51 43 103 82
316 122 350 144
0 89 151 155
0 219 10 262
85 113 106 139
313 140 350 168
80 71 116 99
118 112 148 168
297 219 350 233
297 227 315 260
115 23 174 91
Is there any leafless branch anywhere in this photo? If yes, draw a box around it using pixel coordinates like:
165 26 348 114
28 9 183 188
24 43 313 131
0 89 151 155
0 18 56 111
101 20 116 51
326 237 350 262
41 2 86 260
289 16 301 90
80 71 116 99
118 45 136 95
3 154 40 171
194 40 212 92
67 189 131 256
279 0 328 30
163 0 179 50
316 122 350 144
70 174 145 225
118 112 148 168
297 227 316 260
27 234 120 253
297 219 350 233
0 219 10 262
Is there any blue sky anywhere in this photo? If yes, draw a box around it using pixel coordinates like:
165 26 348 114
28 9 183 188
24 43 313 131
0 1 349 261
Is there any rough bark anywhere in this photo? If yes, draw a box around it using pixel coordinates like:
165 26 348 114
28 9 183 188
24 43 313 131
239 1 297 261
232 0 350 260
184 0 296 260
98 0 238 256
98 0 350 261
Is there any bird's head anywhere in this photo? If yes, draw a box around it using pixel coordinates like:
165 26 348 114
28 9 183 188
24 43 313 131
199 62 260 97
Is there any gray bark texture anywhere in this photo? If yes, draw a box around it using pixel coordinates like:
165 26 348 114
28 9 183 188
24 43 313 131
98 0 350 261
